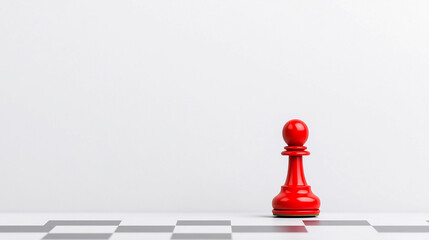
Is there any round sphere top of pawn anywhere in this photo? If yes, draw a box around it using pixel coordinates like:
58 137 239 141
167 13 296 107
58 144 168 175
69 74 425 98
282 119 309 146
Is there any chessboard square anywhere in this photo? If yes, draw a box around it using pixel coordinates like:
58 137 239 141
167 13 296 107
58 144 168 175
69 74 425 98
171 233 232 239
173 226 231 233
232 225 307 233
376 233 429 240
177 220 231 226
50 226 118 233
374 226 429 232
110 233 172 240
0 215 49 226
305 226 377 239
365 214 429 226
0 233 47 240
46 221 121 227
303 220 370 226
0 225 48 232
116 214 177 225
43 233 112 239
115 225 175 232
233 232 309 240
230 216 304 226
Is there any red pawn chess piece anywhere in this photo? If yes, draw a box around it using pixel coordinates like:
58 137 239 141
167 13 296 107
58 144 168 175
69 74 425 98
272 119 321 217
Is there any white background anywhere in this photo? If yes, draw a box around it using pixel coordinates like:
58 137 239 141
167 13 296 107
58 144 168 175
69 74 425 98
1 0 428 213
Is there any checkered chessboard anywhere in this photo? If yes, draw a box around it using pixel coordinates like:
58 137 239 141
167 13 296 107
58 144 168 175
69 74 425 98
0 213 428 240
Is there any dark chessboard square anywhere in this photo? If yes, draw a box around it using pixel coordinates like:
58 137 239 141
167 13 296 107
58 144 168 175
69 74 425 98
43 233 112 239
374 226 429 233
0 225 48 232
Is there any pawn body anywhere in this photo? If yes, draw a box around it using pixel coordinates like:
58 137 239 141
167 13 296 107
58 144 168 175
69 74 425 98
272 120 321 217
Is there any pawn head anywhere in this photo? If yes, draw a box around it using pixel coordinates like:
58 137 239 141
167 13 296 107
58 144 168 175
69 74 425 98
282 119 309 146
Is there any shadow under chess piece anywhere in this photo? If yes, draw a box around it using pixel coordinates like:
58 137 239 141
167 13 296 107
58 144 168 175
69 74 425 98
272 119 321 217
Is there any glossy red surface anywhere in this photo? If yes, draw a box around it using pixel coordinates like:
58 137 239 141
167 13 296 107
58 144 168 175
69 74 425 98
272 119 321 217
282 119 309 146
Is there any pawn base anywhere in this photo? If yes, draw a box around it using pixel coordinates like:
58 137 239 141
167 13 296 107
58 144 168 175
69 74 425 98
272 209 320 217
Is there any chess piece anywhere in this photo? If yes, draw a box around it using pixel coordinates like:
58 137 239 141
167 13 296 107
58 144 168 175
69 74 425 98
272 119 321 217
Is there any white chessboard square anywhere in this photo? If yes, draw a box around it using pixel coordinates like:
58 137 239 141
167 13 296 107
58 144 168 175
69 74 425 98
173 225 232 233
233 233 307 240
376 233 429 240
305 226 377 240
231 217 304 226
111 233 172 240
50 225 118 233
0 233 47 240
366 214 429 226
